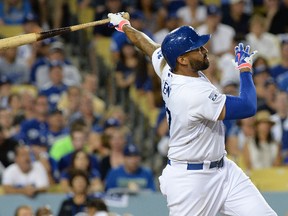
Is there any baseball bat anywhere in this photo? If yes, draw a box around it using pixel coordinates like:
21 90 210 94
0 12 130 50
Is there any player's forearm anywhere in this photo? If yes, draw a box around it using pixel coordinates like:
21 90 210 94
123 25 160 57
224 72 257 120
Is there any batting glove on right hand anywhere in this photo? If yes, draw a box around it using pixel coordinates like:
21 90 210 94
233 43 257 70
108 12 130 32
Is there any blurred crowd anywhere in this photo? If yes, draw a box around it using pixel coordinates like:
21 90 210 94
0 0 287 215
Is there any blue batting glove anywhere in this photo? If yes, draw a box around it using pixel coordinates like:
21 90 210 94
234 43 257 70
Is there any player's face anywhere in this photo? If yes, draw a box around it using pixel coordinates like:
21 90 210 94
188 46 210 71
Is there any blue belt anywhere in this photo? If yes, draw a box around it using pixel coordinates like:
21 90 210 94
167 157 224 170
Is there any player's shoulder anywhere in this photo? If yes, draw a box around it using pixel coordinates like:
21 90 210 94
152 48 168 78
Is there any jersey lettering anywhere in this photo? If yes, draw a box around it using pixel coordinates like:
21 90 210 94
157 50 163 59
163 82 171 97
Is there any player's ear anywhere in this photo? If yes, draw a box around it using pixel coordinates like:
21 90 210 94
177 55 188 66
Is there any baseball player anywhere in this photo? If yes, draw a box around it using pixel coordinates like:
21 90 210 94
108 13 277 216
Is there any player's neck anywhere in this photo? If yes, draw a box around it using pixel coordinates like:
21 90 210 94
174 69 200 77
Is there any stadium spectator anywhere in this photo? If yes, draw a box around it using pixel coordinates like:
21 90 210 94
267 0 288 34
86 198 115 216
69 91 103 130
226 117 256 166
153 12 181 44
176 0 207 28
14 205 34 216
0 47 30 84
49 119 88 161
218 36 241 87
2 145 49 197
114 43 137 108
7 93 24 126
57 85 82 120
252 56 271 108
271 91 288 145
242 110 282 170
270 39 288 86
81 73 106 115
133 0 160 33
100 127 127 181
0 76 12 108
257 77 278 114
44 109 67 148
0 107 19 139
59 150 102 193
105 143 156 193
39 60 68 111
0 0 32 25
17 94 49 146
197 4 235 56
246 14 281 66
58 170 93 216
19 89 37 120
16 13 42 69
33 41 81 88
221 0 250 40
35 205 53 216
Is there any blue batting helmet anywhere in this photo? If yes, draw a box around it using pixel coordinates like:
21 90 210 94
161 26 211 70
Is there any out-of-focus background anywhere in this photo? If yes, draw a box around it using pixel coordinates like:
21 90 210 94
0 0 287 215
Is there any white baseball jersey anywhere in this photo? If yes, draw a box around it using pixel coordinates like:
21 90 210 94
152 48 226 162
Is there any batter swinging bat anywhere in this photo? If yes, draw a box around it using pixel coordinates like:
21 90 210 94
0 12 130 50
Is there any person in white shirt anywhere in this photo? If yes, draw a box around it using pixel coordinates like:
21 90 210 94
197 5 235 57
2 145 49 197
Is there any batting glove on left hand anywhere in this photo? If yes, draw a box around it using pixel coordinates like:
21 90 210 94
233 43 257 70
108 12 130 32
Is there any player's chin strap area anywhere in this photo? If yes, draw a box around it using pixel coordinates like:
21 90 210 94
167 157 224 170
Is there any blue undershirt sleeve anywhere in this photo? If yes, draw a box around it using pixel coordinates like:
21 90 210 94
224 72 257 120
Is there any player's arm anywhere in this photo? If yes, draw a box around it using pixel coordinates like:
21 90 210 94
218 43 257 120
108 13 160 58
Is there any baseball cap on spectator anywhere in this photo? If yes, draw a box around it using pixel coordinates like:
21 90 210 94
123 143 140 156
207 5 222 16
104 118 120 129
23 13 38 24
49 41 65 53
130 11 145 20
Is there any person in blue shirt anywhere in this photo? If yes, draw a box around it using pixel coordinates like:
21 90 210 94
105 143 156 193
39 61 68 111
270 39 288 81
16 94 49 146
0 0 32 25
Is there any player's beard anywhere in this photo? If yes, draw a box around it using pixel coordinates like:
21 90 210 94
189 55 210 71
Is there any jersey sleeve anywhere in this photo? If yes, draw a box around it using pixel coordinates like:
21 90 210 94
151 48 167 78
187 85 226 121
